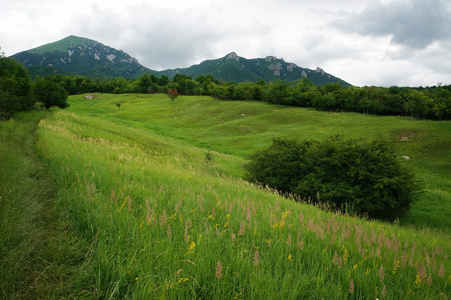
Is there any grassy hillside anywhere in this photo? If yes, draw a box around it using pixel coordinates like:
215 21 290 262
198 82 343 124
0 112 94 298
67 93 451 232
32 107 450 298
2 94 449 298
27 35 92 55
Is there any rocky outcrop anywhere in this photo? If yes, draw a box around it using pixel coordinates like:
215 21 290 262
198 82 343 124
226 52 239 62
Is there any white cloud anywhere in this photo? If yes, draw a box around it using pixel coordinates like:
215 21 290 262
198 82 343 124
1 0 450 86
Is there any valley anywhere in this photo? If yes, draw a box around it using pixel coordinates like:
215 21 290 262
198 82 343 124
1 93 450 298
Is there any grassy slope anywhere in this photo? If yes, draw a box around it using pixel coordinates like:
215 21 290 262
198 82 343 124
27 35 91 55
67 93 451 232
0 112 94 299
34 107 451 299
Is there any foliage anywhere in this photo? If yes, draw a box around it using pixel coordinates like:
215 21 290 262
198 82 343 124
167 88 179 102
44 72 451 120
33 76 70 110
66 93 451 231
0 56 32 119
26 109 450 298
245 137 422 219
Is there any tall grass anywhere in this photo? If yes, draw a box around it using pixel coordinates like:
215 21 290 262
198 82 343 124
34 109 451 298
67 93 451 232
0 111 93 299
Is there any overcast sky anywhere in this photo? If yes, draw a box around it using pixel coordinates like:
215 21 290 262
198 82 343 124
2 0 451 87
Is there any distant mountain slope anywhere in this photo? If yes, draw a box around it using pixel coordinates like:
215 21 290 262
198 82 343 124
11 35 152 78
11 36 351 85
160 52 351 85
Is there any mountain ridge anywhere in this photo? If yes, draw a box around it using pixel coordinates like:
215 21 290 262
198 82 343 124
11 35 351 85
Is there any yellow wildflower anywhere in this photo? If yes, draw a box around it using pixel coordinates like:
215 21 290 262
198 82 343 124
185 241 196 255
393 260 400 274
414 273 421 288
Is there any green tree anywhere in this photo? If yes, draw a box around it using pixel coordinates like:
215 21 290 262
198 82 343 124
0 56 32 119
33 76 69 110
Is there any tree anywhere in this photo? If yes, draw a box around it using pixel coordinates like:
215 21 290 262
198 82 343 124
33 76 69 110
0 56 32 119
167 88 178 103
245 137 421 220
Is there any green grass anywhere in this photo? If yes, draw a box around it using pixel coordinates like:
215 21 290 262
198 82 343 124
28 35 93 55
2 94 450 298
34 100 451 298
67 93 451 232
0 111 95 299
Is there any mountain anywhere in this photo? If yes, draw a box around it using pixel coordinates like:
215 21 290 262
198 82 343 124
160 52 351 85
11 36 350 85
10 35 152 78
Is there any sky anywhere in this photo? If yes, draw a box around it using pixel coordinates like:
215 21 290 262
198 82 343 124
1 0 451 87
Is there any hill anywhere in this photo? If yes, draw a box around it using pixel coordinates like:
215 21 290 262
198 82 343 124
1 95 450 298
11 36 350 85
10 35 152 78
160 52 351 85
68 93 451 231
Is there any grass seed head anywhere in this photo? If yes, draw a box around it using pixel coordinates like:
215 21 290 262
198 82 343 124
215 261 223 279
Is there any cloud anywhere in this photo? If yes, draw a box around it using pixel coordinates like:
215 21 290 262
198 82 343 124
333 0 451 49
67 2 273 70
2 0 450 86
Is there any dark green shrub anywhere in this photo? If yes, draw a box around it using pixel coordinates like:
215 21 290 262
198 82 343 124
33 76 69 110
245 137 422 220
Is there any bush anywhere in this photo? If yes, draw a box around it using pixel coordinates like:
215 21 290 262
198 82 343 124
33 76 69 110
245 137 422 220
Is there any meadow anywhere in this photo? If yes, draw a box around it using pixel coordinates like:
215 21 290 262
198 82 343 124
1 93 450 298
68 93 451 231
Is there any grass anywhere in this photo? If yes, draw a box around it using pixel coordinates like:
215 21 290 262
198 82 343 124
67 93 451 232
1 93 450 298
0 111 94 299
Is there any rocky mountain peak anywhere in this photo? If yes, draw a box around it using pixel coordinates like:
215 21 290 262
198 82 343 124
225 52 239 62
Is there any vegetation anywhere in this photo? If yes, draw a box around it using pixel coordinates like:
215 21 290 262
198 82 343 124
36 109 451 298
0 56 33 119
0 112 92 298
43 73 451 120
12 36 347 84
66 93 451 232
33 76 69 110
167 88 179 103
1 93 450 298
0 56 70 119
0 52 450 297
245 137 422 220
12 35 152 79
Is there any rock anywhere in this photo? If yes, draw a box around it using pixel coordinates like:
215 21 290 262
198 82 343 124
226 52 239 62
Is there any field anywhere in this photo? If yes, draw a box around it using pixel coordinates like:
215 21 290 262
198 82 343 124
1 93 450 298
68 93 451 231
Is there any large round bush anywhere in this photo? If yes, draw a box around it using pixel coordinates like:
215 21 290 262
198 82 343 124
245 137 422 219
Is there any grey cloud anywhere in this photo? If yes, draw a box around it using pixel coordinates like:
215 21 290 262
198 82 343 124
333 0 451 48
68 3 270 70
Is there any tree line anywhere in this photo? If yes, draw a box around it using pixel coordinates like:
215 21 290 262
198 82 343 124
0 55 69 119
2 54 451 120
44 72 451 121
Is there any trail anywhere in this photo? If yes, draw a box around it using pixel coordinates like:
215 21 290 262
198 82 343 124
0 112 92 299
